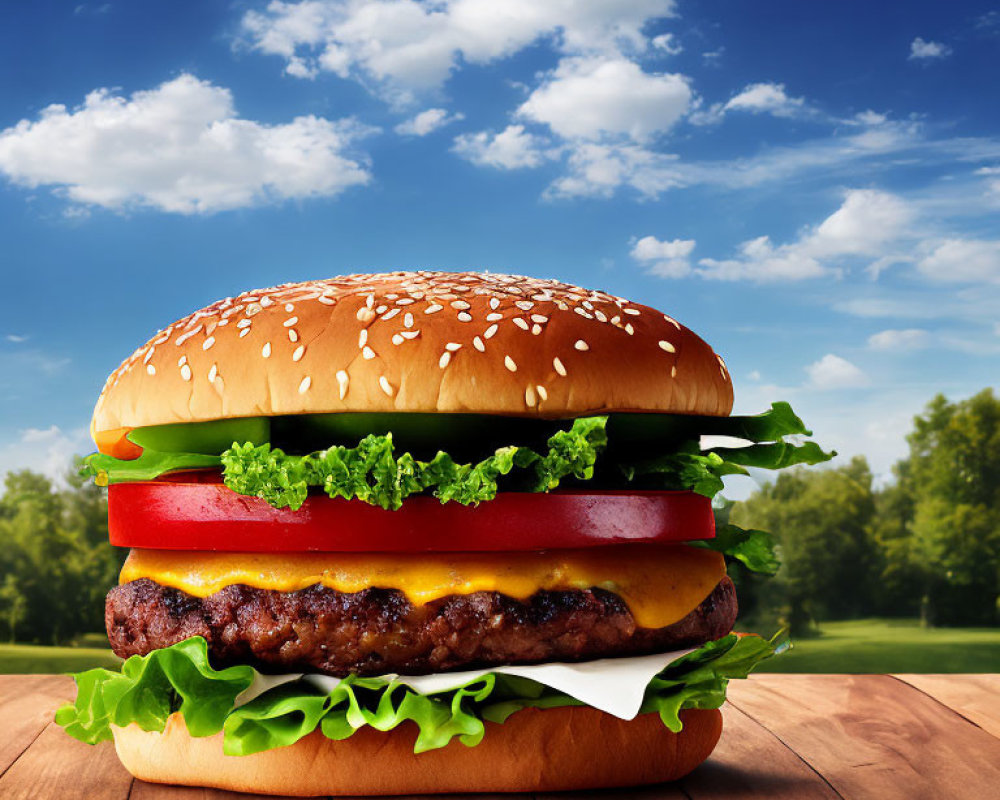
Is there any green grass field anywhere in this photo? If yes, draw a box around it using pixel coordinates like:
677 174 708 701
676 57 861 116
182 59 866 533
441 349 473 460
754 618 1000 673
0 619 997 675
0 643 120 675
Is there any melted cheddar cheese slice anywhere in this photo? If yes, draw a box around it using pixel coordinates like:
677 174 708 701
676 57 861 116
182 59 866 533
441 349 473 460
120 545 726 630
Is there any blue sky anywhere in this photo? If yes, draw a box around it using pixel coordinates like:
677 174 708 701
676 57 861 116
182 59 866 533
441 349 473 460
0 1 997 496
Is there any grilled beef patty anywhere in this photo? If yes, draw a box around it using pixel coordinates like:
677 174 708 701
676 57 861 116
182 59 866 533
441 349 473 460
106 576 737 677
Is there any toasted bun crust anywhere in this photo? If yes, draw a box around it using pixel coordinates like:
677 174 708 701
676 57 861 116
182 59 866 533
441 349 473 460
93 271 732 439
113 707 722 796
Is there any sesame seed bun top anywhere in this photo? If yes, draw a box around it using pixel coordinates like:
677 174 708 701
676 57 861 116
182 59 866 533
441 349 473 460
91 271 733 442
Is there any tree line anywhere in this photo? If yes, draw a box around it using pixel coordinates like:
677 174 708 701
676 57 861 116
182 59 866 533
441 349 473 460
0 389 997 644
728 389 1000 634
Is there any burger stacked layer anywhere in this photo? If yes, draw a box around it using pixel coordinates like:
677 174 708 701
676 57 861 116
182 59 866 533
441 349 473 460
58 272 832 796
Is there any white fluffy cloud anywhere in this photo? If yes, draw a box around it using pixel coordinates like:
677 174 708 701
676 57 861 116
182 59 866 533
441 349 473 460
867 329 930 351
690 81 805 125
0 74 375 214
687 189 911 282
806 354 869 389
916 239 1000 283
909 37 951 61
724 82 804 116
517 56 690 142
544 142 682 199
452 124 547 169
394 107 464 136
651 32 682 55
629 235 695 277
242 0 678 102
0 425 90 485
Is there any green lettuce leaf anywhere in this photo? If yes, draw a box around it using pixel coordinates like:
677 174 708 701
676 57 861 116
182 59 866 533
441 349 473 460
57 633 779 755
691 524 780 575
219 416 609 511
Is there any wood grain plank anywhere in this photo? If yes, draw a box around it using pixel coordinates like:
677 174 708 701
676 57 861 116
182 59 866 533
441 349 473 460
893 674 1000 738
539 785 687 800
678 702 842 800
728 674 1000 800
0 674 75 777
0 723 133 800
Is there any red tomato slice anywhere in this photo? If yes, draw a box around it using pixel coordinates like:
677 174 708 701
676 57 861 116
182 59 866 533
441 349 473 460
109 482 715 552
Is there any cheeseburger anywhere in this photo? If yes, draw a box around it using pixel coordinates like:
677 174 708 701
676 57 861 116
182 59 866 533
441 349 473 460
58 271 831 795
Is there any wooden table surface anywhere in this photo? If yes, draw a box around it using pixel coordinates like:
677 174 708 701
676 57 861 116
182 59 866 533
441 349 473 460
1 673 998 800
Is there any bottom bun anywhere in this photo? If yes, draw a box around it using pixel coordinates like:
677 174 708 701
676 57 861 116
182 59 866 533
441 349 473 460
113 707 722 796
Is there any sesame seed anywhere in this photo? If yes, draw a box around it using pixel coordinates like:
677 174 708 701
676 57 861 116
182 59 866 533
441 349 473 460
671 365 677 378
439 352 451 368
180 364 192 381
262 342 271 358
658 340 676 353
720 367 727 379
484 324 499 339
298 376 311 394
504 355 517 372
288 329 299 343
239 328 251 338
379 376 395 397
513 318 529 331
143 348 155 364
573 307 593 319
146 365 156 376
451 300 470 310
532 324 542 335
537 385 548 401
376 305 388 314
318 295 335 305
382 308 401 321
582 301 594 310
574 339 589 351
236 319 252 329
365 295 375 309
625 323 634 335
525 386 537 407
515 301 534 311
362 346 376 360
176 326 203 344
285 303 295 313
208 364 218 382
530 314 548 324
177 356 187 367
425 304 443 314
664 314 682 329
400 330 420 340
486 312 503 322
284 317 298 327
357 307 376 323
213 375 225 396
202 336 215 350
396 298 415 306
260 296 274 307
611 315 621 325
336 370 349 399
457 312 472 322
489 298 500 310
404 312 414 328
445 342 462 351
553 357 567 376
392 334 404 345
594 310 607 323
359 330 370 348
292 345 305 362
624 308 641 316
473 336 485 352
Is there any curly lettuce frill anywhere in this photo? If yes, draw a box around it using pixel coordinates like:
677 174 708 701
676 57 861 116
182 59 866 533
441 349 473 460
56 633 780 755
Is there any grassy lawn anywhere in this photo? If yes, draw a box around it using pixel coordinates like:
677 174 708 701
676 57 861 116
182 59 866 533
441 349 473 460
1 619 997 675
0 643 120 675
754 618 1000 673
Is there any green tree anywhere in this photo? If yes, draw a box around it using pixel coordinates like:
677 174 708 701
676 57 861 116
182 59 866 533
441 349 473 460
729 456 878 635
899 390 1000 625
